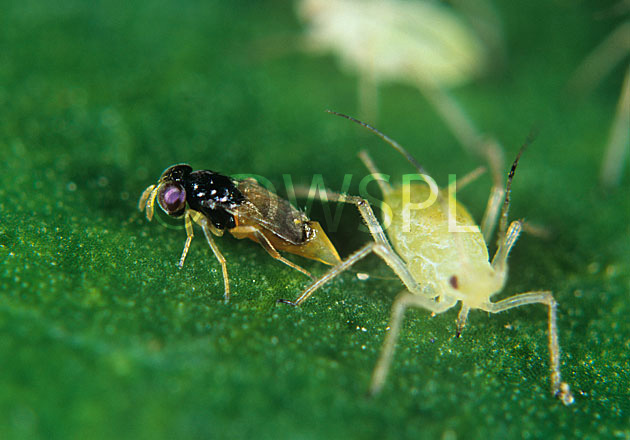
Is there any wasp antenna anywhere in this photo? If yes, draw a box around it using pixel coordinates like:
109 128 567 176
326 110 430 176
497 128 538 239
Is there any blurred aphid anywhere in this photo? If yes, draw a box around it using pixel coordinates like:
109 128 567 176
568 2 629 188
296 0 502 117
297 0 508 238
299 0 488 86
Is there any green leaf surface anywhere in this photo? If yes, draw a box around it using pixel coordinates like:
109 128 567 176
1 1 628 439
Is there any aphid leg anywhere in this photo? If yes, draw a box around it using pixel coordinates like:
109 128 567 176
419 85 482 156
358 150 393 195
199 219 231 301
479 292 574 406
567 22 630 95
479 184 503 241
293 185 390 247
282 241 418 306
520 221 552 240
333 193 391 248
491 220 522 274
455 165 486 192
358 71 379 122
600 65 630 188
231 225 314 279
456 304 471 337
479 139 506 242
370 291 457 395
178 210 195 269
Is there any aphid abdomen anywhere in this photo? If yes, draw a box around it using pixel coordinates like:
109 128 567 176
383 184 490 288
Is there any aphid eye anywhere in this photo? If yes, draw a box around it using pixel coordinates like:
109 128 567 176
158 183 187 215
449 275 459 289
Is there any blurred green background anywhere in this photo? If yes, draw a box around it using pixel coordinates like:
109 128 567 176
1 0 628 439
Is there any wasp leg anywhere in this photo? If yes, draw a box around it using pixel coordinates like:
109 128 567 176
480 292 574 406
370 291 457 395
138 184 156 213
283 241 418 307
198 218 230 302
231 225 314 280
178 210 196 269
139 184 159 221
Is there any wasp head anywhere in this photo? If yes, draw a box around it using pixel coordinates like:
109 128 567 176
154 164 192 217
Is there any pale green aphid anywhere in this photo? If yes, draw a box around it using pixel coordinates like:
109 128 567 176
284 111 574 405
297 0 491 90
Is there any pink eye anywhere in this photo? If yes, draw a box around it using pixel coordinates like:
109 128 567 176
158 183 186 215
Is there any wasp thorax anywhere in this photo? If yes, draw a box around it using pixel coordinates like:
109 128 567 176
158 183 187 216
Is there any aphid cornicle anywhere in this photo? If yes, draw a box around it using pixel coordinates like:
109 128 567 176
282 112 574 405
139 164 341 300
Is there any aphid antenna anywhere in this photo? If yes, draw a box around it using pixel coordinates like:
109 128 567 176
326 110 476 273
326 110 430 177
497 129 538 239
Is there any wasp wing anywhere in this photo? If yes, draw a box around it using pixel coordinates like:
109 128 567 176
219 178 310 246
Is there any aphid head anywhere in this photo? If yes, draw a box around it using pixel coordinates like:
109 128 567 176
155 164 193 218
445 266 502 307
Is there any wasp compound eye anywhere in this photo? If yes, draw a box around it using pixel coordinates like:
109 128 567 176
158 183 186 216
